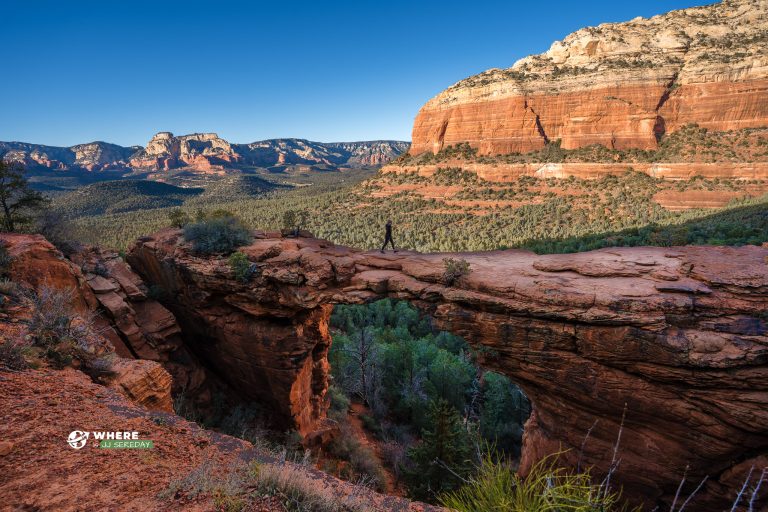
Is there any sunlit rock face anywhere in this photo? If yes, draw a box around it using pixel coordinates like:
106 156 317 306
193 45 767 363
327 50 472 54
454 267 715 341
127 228 768 510
0 233 207 404
411 0 768 156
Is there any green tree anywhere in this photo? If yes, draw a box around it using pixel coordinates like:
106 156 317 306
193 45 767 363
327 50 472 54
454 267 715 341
403 399 474 501
168 208 190 228
479 372 531 456
282 209 308 236
183 215 252 255
228 252 252 282
0 160 48 232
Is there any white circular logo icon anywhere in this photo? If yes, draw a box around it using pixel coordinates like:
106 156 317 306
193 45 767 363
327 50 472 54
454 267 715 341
67 430 89 449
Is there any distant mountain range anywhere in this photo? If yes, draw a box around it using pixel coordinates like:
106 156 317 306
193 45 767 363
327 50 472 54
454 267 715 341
0 132 410 173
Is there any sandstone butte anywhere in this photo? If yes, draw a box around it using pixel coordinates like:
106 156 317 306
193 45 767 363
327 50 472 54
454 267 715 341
1 231 766 509
408 0 768 165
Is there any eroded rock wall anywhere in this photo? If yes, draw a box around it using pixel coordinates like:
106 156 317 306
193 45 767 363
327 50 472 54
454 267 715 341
0 234 177 411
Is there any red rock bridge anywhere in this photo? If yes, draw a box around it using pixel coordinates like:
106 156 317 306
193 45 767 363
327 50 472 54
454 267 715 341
126 229 768 509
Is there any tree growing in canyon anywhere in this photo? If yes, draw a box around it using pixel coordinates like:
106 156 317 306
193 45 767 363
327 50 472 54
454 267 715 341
0 160 47 232
402 399 474 501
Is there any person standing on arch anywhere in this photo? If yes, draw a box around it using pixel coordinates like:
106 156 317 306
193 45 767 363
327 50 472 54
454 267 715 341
380 219 397 254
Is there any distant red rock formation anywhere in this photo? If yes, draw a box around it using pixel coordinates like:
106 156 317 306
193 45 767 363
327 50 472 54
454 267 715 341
0 134 409 173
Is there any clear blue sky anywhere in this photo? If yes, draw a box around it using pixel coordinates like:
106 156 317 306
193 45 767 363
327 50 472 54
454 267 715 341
1 0 710 147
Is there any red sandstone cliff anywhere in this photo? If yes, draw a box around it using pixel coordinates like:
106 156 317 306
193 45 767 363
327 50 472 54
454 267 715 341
410 0 768 156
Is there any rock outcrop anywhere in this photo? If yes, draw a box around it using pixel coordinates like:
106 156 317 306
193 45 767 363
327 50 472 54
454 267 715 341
130 132 240 171
0 236 175 414
1 135 409 174
410 0 768 155
127 229 768 509
0 234 207 403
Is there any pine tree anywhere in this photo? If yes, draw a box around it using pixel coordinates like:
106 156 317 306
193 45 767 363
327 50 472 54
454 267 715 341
403 399 474 501
0 160 48 232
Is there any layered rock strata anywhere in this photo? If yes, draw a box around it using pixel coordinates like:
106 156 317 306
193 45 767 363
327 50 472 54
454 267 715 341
411 0 768 155
0 234 206 402
381 160 768 181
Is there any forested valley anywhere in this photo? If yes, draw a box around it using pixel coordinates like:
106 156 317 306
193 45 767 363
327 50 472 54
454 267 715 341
326 299 531 501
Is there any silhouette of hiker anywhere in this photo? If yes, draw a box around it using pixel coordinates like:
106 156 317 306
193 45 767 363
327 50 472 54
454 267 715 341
381 219 397 253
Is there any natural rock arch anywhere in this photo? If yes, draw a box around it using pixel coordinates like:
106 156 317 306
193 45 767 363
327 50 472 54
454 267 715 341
127 229 768 509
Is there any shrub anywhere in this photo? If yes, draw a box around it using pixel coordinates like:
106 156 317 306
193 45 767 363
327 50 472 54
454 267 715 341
36 210 75 251
183 215 251 255
327 384 351 420
28 286 85 348
82 353 117 379
282 210 297 230
168 208 190 228
248 461 366 511
0 243 11 276
380 440 407 480
159 460 222 500
442 257 471 285
228 252 253 283
26 285 113 371
328 433 388 492
217 402 267 444
0 338 30 371
439 452 635 512
360 414 382 437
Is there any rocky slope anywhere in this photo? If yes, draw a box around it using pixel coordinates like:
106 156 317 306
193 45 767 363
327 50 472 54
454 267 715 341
0 233 437 511
0 368 437 512
410 0 768 156
1 134 409 173
0 233 209 404
125 229 768 510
